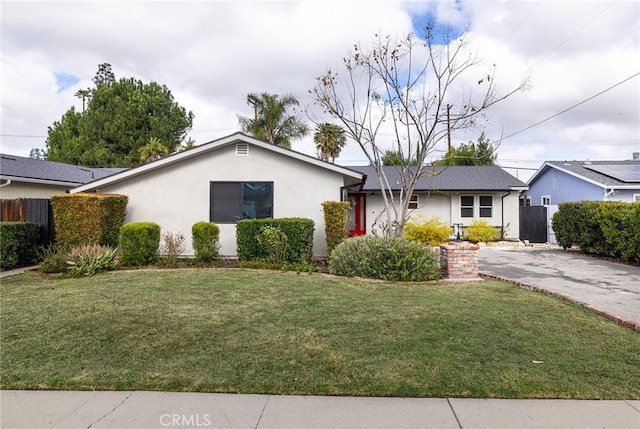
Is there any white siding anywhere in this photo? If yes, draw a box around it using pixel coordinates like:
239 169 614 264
0 182 70 199
363 191 521 239
95 144 346 257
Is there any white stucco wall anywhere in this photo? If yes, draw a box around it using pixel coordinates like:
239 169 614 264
362 191 521 239
94 144 348 257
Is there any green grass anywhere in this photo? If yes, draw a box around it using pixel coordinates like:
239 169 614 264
1 269 639 399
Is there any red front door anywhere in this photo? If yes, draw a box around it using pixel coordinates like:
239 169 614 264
347 193 366 237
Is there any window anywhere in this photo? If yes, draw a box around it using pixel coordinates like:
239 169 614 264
479 195 493 218
520 196 531 207
634 194 640 203
541 195 550 206
460 195 474 218
210 182 273 223
552 175 558 189
408 194 419 210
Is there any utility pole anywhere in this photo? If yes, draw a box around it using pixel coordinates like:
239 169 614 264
447 104 451 151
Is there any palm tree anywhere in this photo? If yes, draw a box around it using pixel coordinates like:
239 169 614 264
314 123 346 163
237 92 309 148
138 137 169 164
74 88 92 112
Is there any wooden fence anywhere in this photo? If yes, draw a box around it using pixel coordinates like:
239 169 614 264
0 198 55 245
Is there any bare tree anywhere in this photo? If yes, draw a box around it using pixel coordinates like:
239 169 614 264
310 25 527 236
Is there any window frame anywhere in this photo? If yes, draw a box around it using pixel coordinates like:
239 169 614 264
210 181 274 224
460 195 475 218
541 195 551 206
479 195 493 218
408 194 419 210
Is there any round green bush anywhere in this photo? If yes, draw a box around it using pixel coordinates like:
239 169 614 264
329 235 440 281
191 221 220 262
119 222 160 266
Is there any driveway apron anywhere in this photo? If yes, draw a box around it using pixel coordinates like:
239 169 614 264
477 247 640 329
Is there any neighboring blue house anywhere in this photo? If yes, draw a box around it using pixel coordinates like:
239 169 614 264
523 158 640 206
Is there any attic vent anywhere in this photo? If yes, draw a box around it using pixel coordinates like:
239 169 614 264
236 143 249 156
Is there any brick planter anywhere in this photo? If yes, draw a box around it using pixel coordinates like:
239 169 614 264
439 241 481 281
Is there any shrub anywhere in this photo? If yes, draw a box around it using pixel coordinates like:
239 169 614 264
0 222 41 270
67 244 119 277
160 231 186 267
119 222 160 266
257 226 288 264
38 244 68 274
191 222 220 262
553 201 640 262
463 220 499 243
51 193 128 251
329 235 440 281
404 216 453 246
322 201 351 255
237 218 314 263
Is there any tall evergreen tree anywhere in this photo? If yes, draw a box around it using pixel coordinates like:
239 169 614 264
44 63 194 167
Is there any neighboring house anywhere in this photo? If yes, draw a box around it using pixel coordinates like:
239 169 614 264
0 154 124 199
523 158 640 206
346 165 528 240
72 133 366 258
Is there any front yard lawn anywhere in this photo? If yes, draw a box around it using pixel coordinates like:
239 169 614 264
1 269 638 399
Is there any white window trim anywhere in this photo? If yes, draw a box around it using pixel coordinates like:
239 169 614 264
460 195 474 218
479 195 493 218
541 195 550 206
633 193 640 202
408 194 419 210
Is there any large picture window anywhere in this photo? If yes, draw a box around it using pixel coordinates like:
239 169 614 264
210 182 273 223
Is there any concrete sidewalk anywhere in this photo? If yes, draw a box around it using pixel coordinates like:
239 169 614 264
1 390 639 429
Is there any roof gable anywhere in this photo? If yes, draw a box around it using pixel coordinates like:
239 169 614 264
72 133 364 192
528 160 640 189
349 165 528 191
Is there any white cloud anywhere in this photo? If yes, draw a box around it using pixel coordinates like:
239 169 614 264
1 0 638 182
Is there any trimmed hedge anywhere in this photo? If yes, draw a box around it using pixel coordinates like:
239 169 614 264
552 201 640 262
119 222 161 266
51 193 128 250
322 201 351 255
0 222 41 270
192 221 220 262
236 218 314 263
329 235 440 281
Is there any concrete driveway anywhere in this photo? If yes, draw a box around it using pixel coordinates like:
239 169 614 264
477 246 640 330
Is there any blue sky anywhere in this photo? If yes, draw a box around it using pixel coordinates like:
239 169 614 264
54 72 80 93
1 1 638 181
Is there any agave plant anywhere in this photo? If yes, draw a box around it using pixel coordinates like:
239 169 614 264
67 244 119 277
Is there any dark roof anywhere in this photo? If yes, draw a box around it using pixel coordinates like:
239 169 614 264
532 160 640 187
0 154 126 185
347 165 528 191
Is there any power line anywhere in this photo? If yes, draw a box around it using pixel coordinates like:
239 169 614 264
502 72 640 140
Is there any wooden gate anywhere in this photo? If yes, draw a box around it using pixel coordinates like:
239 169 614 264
0 198 55 245
519 205 547 243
